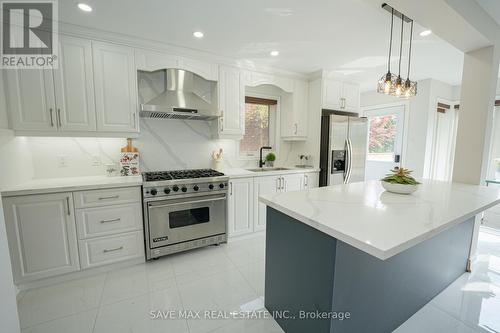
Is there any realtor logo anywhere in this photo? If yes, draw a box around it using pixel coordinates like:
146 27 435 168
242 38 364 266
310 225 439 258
1 0 58 68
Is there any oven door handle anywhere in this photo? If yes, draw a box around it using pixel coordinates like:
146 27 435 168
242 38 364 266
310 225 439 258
148 196 227 209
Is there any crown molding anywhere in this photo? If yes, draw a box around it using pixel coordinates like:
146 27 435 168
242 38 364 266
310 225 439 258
58 22 309 80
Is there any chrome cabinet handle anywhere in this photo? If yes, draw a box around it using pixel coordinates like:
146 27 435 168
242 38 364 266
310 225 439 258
294 123 298 135
66 197 70 215
220 110 224 132
100 218 121 224
276 177 280 191
103 246 124 253
304 174 308 188
230 182 233 196
57 108 62 127
49 108 54 127
98 195 119 200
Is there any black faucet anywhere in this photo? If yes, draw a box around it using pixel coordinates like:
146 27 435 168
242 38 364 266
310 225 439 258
259 146 272 168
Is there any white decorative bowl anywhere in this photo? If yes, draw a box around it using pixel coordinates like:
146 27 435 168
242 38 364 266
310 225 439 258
381 181 418 195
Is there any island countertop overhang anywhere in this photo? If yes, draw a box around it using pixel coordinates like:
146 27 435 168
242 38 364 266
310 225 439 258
259 180 500 260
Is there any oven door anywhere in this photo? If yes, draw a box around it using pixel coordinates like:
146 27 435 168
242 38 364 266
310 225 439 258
147 193 226 249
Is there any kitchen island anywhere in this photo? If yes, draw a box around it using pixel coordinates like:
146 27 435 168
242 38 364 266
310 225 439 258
259 180 500 333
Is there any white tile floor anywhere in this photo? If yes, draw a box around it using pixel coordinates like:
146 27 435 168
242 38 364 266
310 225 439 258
17 227 500 333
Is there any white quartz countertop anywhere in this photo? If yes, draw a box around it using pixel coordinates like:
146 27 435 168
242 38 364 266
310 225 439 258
259 180 500 260
222 167 320 179
0 175 143 197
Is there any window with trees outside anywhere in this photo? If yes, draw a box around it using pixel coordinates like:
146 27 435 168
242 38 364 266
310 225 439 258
239 96 277 158
367 114 398 161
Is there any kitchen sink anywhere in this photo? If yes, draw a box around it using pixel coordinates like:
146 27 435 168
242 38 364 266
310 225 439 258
246 167 291 172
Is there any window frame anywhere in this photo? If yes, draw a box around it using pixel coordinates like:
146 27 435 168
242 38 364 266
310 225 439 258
238 92 280 160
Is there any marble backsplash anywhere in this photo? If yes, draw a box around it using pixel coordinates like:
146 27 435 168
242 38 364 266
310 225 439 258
21 118 301 180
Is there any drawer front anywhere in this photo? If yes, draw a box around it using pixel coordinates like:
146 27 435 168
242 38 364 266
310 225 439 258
74 187 141 208
76 203 143 239
79 231 144 269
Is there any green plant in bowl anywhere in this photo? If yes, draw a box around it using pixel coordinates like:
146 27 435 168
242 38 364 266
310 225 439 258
381 167 420 185
381 167 420 194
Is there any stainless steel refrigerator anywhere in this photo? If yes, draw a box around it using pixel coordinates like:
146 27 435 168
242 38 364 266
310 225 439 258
319 111 368 186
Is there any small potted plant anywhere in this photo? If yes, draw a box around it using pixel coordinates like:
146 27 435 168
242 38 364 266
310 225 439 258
495 158 500 180
380 167 420 194
265 152 276 167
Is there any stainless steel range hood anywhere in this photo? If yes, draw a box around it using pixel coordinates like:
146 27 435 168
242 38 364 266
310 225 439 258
140 69 218 120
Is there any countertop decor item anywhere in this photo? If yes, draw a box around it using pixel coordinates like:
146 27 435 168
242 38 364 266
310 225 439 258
380 167 420 194
265 152 276 167
211 148 223 171
120 139 140 176
495 158 500 180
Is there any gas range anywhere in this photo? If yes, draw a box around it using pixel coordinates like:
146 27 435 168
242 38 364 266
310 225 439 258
141 168 229 260
142 169 229 198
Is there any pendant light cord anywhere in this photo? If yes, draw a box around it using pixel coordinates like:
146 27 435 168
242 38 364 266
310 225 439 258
387 8 394 72
407 20 413 79
398 14 405 76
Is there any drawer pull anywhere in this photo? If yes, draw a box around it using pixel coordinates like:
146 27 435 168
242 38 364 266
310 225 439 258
98 195 120 200
103 246 124 253
100 218 121 224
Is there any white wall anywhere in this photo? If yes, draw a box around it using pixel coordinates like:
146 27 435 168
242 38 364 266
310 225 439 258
361 79 459 180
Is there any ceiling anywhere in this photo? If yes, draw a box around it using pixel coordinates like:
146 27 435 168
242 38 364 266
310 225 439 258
476 0 500 26
58 0 464 91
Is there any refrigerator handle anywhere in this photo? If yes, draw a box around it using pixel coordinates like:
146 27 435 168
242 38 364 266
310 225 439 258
345 139 353 184
343 140 349 184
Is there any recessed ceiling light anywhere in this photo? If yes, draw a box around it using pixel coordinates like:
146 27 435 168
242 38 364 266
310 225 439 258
419 29 432 37
77 3 92 12
193 31 204 38
270 50 279 57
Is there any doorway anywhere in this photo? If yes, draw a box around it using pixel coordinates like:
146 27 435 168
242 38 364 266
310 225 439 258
363 104 406 180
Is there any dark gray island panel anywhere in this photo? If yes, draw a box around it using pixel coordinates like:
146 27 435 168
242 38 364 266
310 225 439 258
264 207 474 333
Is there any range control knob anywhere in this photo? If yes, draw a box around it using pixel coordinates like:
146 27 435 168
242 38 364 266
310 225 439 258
193 185 199 191
164 188 171 194
219 183 225 189
150 189 158 196
173 185 179 192
181 187 187 192
208 184 214 190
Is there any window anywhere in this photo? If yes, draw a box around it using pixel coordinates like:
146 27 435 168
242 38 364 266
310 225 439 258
367 114 398 161
239 96 277 157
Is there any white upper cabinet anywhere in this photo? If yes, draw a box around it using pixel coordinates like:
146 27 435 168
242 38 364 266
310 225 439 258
322 79 360 112
5 69 57 131
281 80 308 140
93 41 138 133
53 36 96 132
342 82 360 112
218 66 244 137
3 193 80 283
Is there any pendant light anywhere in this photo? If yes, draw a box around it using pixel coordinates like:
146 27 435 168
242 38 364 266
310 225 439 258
395 14 405 97
403 20 417 98
377 8 396 94
378 4 417 98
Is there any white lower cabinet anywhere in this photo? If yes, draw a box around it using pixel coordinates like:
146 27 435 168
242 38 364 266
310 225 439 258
227 178 254 236
253 175 281 232
78 231 143 269
2 186 144 285
3 193 80 283
227 171 319 236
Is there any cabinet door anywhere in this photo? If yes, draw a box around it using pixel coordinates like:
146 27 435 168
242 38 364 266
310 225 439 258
282 80 308 139
254 175 280 231
53 36 96 132
342 82 360 112
93 42 138 133
227 178 253 236
3 193 79 283
5 69 57 131
218 66 244 136
282 173 304 192
303 172 319 189
322 79 342 110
